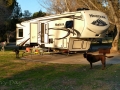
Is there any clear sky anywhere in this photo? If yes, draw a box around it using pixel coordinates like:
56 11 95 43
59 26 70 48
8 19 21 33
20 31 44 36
17 0 46 14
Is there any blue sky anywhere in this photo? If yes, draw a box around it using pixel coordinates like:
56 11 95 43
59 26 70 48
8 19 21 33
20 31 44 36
17 0 46 14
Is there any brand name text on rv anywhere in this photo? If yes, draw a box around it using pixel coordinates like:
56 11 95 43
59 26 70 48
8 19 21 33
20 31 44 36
89 14 106 19
55 23 64 26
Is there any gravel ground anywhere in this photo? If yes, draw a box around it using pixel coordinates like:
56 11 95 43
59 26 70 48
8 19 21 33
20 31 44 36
7 42 120 65
21 51 120 65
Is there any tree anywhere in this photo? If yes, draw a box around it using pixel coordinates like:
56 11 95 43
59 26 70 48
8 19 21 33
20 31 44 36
37 0 81 14
0 0 21 42
32 10 46 18
0 0 17 41
107 0 120 52
0 0 16 25
11 1 22 19
22 10 32 20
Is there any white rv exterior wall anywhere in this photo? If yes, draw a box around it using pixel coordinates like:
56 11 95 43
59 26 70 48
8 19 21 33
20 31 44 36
16 10 109 51
16 22 30 46
43 18 76 49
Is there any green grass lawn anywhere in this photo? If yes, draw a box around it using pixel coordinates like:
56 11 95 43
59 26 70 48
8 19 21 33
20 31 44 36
0 50 120 90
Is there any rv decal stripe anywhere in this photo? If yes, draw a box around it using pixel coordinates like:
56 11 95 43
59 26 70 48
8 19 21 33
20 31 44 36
16 38 23 40
87 27 96 33
49 28 75 34
49 28 71 40
49 28 68 30
87 27 107 34
49 28 81 39
56 29 71 40
20 23 25 27
19 38 30 46
72 29 81 37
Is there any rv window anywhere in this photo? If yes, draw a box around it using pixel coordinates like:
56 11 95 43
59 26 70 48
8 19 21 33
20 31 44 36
65 20 73 28
18 29 23 37
49 38 53 43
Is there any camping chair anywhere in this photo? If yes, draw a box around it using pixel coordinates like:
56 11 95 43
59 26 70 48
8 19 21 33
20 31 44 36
32 46 44 55
22 47 32 57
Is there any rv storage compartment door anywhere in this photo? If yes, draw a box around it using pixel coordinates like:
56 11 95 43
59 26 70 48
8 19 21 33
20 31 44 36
68 38 91 51
30 23 38 43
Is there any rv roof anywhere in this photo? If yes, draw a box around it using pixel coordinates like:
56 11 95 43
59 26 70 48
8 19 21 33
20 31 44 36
21 10 100 23
22 11 83 23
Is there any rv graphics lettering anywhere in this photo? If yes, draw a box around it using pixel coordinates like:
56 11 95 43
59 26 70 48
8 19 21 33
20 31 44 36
55 23 64 26
89 14 106 19
91 18 107 26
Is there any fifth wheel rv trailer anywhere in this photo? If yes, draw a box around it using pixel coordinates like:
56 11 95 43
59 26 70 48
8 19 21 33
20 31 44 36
16 9 109 51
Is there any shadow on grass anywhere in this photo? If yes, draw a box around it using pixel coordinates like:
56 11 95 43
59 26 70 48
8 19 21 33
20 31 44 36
88 43 112 52
0 63 120 90
0 43 120 89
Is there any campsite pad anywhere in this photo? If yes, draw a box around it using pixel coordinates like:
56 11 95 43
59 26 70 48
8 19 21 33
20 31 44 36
21 53 89 64
21 52 120 65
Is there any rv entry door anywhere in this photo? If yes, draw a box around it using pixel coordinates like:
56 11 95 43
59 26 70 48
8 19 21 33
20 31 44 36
40 23 49 44
30 23 38 44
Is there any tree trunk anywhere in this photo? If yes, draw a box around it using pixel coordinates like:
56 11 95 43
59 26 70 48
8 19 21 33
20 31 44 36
108 0 119 52
6 34 10 44
7 37 10 44
110 24 120 52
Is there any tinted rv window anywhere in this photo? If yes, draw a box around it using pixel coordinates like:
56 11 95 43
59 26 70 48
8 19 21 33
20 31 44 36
19 29 23 37
65 20 73 28
49 38 53 43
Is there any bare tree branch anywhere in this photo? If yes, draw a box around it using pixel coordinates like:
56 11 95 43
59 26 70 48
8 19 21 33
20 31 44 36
81 0 91 9
88 0 100 10
64 0 70 12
